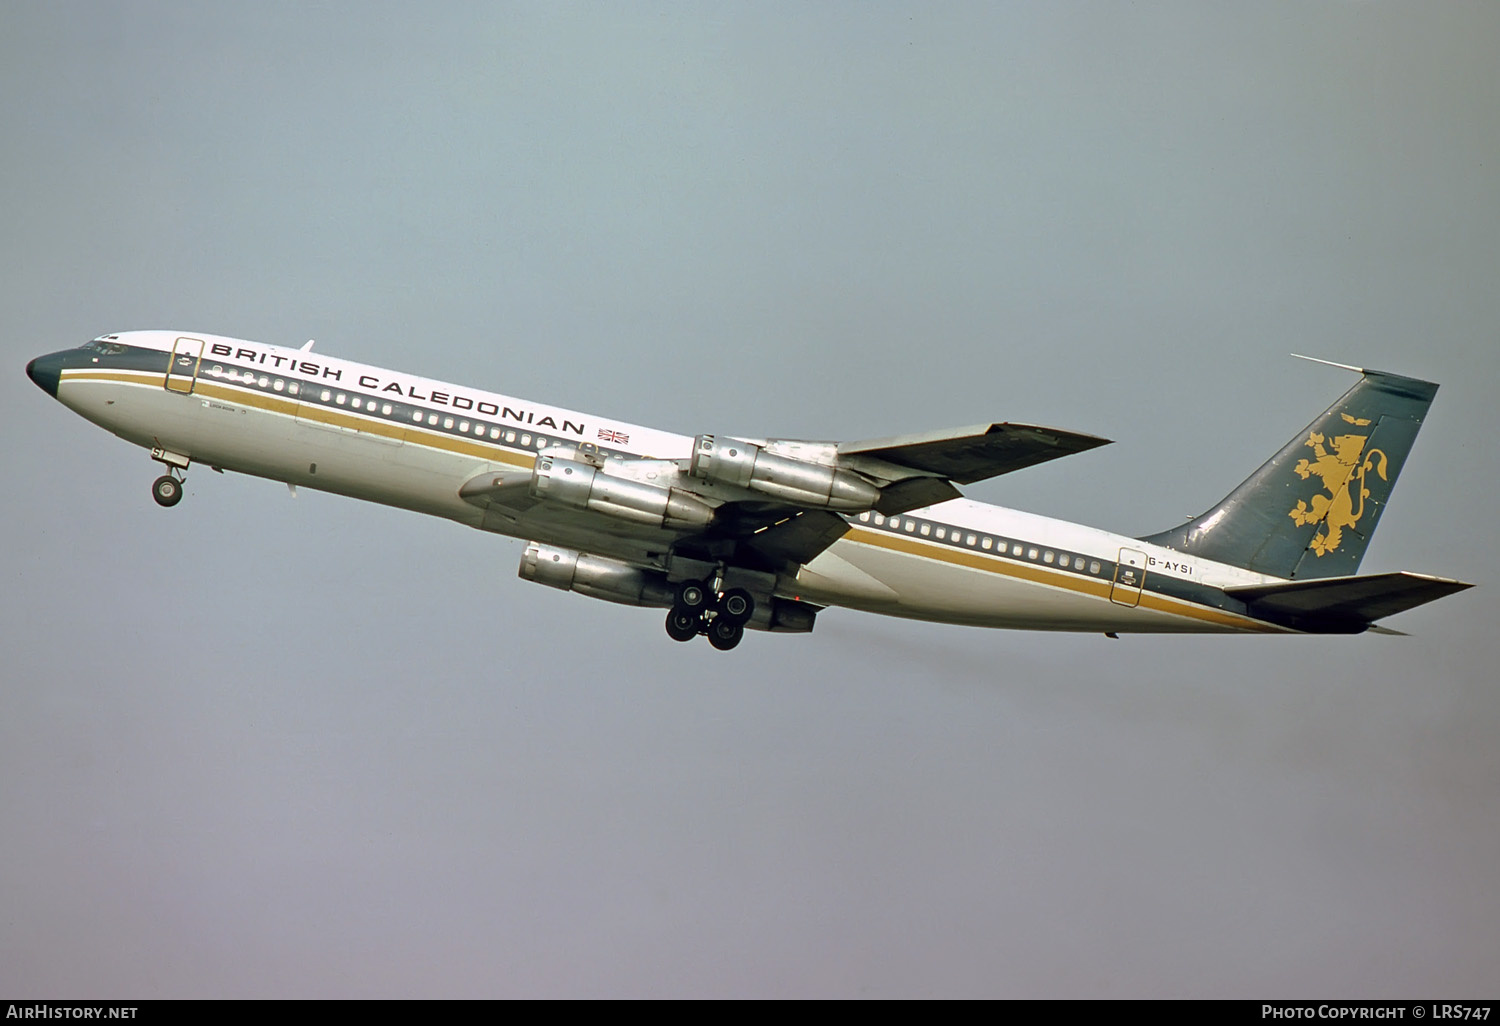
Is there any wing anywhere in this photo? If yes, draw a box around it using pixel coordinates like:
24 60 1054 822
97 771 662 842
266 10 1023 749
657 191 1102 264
839 422 1112 486
460 421 1110 572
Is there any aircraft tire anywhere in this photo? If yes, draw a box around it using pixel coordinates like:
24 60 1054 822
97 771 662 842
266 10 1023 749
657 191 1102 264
718 588 754 625
665 609 700 642
152 475 183 507
674 580 709 613
707 618 744 651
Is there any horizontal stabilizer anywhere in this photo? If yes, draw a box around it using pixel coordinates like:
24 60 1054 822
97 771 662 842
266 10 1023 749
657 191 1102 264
839 422 1110 486
1225 571 1472 628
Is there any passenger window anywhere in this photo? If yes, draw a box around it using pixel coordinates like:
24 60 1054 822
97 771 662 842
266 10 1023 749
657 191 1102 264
505 431 516 443
273 379 284 392
966 533 976 546
537 437 548 447
490 427 500 439
428 414 438 425
351 397 362 409
1090 561 1101 574
1059 554 1070 568
981 537 992 550
382 404 392 415
258 376 269 388
935 527 945 540
905 521 916 533
288 383 299 396
996 541 1007 554
458 420 469 431
521 434 531 446
888 518 900 530
412 411 423 422
1044 551 1054 563
335 393 346 405
1028 548 1039 560
321 389 332 402
443 417 454 429
873 513 885 526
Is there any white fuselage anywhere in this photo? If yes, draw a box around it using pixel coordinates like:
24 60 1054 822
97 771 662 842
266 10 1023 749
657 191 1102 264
44 331 1291 635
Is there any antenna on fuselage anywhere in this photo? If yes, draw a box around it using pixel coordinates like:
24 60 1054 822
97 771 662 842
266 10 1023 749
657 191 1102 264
301 339 315 352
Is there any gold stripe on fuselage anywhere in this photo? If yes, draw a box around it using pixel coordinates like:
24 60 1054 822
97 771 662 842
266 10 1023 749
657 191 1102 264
63 368 1285 633
840 526 1284 633
61 368 536 469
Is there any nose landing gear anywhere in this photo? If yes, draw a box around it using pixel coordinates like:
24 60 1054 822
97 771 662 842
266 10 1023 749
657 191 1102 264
151 474 184 507
148 446 191 507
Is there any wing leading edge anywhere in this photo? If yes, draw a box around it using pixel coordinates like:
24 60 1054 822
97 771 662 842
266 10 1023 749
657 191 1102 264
839 422 1111 485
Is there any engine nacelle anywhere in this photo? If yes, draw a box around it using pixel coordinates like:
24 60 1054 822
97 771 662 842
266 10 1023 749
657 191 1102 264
519 543 676 608
532 455 714 528
689 435 881 511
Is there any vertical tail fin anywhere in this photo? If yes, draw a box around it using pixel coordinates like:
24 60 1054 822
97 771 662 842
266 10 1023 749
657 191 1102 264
1141 359 1438 579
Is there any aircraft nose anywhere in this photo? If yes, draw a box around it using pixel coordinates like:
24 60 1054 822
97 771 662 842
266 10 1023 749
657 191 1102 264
26 353 63 397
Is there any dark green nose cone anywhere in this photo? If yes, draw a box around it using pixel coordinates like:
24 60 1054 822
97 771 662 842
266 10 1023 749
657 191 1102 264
26 354 62 397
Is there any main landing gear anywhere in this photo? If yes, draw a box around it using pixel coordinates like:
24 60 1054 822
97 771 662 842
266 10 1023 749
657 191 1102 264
663 579 756 651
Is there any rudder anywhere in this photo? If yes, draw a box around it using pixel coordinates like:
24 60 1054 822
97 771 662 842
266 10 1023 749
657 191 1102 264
1141 360 1438 579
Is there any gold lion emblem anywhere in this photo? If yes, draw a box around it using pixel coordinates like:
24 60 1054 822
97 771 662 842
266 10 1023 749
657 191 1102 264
1288 413 1388 556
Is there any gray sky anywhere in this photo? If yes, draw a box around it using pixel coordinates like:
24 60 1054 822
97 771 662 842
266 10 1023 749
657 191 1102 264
3 1 1497 998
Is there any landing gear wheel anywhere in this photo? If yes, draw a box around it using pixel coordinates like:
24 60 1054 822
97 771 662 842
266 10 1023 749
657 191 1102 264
674 580 710 613
707 617 744 651
152 475 183 507
665 609 700 642
718 588 755 625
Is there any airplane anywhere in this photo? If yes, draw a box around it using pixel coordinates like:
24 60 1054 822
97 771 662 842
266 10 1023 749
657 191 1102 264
25 331 1472 651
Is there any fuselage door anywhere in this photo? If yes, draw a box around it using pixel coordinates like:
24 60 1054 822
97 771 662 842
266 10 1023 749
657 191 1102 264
1110 547 1147 607
164 336 205 395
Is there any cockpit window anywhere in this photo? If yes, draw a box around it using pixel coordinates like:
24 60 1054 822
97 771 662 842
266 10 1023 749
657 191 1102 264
81 340 128 355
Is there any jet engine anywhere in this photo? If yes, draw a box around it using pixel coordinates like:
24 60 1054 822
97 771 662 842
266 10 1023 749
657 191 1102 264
519 543 676 608
532 454 714 529
690 435 880 511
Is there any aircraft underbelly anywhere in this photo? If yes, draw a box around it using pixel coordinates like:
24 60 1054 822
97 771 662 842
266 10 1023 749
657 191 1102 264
62 376 488 525
800 536 1237 633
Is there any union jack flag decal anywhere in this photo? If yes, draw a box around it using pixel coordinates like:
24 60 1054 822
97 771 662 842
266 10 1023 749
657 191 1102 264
597 428 629 445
